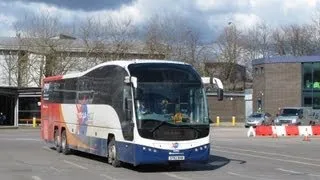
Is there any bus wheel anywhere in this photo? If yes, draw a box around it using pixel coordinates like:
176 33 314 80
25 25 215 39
61 130 71 155
54 129 61 153
108 137 121 167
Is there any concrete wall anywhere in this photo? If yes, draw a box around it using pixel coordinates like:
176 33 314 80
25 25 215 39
208 94 245 123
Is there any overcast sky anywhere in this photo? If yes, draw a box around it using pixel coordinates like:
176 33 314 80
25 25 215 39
0 0 319 41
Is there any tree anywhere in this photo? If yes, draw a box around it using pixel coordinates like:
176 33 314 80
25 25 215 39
282 24 315 56
14 11 77 86
144 13 205 73
213 24 244 90
241 22 272 80
0 51 18 86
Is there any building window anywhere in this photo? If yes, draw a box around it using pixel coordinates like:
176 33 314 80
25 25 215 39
313 63 320 89
303 63 313 89
302 62 320 109
19 97 41 124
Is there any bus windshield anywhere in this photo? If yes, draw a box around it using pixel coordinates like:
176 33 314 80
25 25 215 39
128 63 209 133
135 82 208 126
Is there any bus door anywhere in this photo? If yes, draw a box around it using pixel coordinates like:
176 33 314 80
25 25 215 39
41 82 50 141
123 85 134 141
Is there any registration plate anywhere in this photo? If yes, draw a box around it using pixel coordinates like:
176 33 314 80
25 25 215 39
168 156 185 161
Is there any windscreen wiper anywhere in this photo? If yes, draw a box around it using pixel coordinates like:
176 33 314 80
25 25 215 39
150 121 169 133
181 124 201 133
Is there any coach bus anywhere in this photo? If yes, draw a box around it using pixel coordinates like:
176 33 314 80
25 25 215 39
40 60 223 167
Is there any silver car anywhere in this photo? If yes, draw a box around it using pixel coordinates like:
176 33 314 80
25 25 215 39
245 112 272 128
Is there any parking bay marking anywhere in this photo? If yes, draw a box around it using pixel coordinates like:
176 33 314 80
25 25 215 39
214 149 320 167
100 174 118 180
275 168 320 177
214 145 320 162
162 173 190 180
227 172 274 180
31 176 42 180
63 160 88 170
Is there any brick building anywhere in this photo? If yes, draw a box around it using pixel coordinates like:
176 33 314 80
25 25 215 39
252 56 320 116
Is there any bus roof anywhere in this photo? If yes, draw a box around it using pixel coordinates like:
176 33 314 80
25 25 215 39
46 59 189 80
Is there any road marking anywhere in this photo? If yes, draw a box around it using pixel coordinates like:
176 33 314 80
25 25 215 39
214 149 320 167
276 168 320 177
15 138 41 141
42 146 52 151
162 173 189 180
214 145 320 162
63 160 88 170
31 176 42 180
100 174 117 180
227 172 272 180
50 166 62 173
309 174 320 177
0 137 40 141
276 168 304 175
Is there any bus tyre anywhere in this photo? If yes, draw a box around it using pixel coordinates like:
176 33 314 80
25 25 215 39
108 138 121 167
54 129 61 153
61 130 71 155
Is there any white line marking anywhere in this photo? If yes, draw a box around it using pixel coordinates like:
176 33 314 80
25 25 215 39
227 172 271 180
50 166 62 173
15 138 41 141
100 174 117 180
276 168 304 175
309 174 320 177
63 160 88 170
0 138 40 141
42 146 52 151
214 149 320 167
214 145 320 162
162 173 189 180
276 168 320 177
31 176 42 180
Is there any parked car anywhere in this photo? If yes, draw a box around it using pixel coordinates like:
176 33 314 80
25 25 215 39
245 112 272 128
274 107 313 126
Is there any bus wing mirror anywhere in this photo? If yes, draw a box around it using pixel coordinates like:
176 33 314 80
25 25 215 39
124 76 138 88
201 77 211 84
217 88 223 101
202 77 224 101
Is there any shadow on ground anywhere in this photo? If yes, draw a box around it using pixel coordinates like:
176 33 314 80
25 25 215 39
48 146 246 173
125 155 246 173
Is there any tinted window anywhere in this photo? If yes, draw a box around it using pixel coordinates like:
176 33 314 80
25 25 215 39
128 63 201 83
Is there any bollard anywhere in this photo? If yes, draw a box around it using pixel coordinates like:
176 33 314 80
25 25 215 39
32 117 36 128
232 116 236 126
216 116 220 126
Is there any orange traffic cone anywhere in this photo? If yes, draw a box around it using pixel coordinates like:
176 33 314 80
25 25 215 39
303 128 310 141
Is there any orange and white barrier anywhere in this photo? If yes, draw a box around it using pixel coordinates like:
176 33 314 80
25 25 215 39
248 125 320 137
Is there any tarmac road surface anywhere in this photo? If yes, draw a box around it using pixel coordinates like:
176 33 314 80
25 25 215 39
0 127 319 180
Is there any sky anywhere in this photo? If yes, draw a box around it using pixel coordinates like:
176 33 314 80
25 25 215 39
0 0 319 41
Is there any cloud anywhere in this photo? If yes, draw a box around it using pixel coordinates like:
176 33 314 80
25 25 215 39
6 0 134 11
0 0 319 41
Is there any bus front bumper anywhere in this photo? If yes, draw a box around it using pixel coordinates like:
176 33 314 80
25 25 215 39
132 143 210 166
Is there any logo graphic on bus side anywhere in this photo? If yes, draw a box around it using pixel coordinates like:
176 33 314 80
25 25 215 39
76 96 89 135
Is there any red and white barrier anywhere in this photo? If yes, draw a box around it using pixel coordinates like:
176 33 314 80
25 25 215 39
247 125 320 137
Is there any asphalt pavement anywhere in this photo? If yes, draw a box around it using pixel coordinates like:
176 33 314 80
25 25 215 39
0 127 319 180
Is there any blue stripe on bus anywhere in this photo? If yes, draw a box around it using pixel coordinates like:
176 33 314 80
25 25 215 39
116 141 210 166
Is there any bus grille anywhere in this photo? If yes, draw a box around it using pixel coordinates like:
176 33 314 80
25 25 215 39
153 127 198 141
